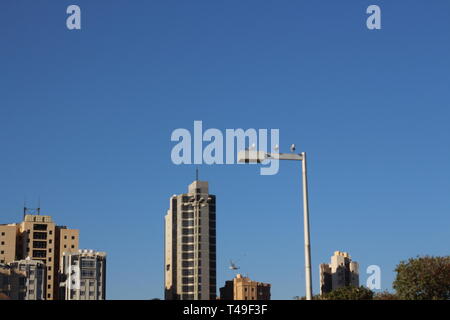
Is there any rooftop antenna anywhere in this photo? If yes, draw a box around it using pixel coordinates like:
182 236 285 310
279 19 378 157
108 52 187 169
23 197 41 217
196 167 199 181
23 196 27 218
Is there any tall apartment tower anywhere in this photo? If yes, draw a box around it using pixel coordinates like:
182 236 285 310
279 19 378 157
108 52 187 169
60 249 106 300
319 251 359 295
165 180 217 300
0 213 79 300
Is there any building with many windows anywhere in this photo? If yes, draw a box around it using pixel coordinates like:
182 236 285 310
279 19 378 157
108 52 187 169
60 249 106 300
0 258 45 300
319 251 359 295
220 274 271 300
0 213 79 300
165 180 217 300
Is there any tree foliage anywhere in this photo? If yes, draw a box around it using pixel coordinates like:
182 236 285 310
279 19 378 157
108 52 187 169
373 290 398 300
393 255 450 300
321 286 374 300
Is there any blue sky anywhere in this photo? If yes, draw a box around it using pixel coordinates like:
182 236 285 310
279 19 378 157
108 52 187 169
1 1 449 299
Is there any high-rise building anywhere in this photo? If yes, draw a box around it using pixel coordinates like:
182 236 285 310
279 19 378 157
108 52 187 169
165 180 217 300
0 259 45 300
0 213 79 300
319 251 359 295
60 249 106 300
220 274 271 300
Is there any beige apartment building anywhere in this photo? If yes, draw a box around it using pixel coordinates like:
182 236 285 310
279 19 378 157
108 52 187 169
220 274 271 300
0 224 17 264
0 214 79 300
165 180 217 300
319 251 359 295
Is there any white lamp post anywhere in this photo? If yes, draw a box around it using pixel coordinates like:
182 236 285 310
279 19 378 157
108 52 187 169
238 148 313 300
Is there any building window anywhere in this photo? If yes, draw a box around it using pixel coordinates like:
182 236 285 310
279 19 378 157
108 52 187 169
182 228 194 235
182 252 194 259
64 235 67 239
182 285 194 293
0 251 4 255
1 241 4 245
71 245 74 249
182 261 194 268
81 270 95 278
71 236 75 240
81 260 95 268
32 250 46 258
34 224 47 231
182 236 194 243
33 232 47 240
33 241 47 249
1 232 4 236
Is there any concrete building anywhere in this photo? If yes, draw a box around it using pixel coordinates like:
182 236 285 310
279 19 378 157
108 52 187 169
60 249 106 300
0 263 16 299
0 259 45 300
319 251 359 295
165 180 217 300
9 259 46 300
220 274 271 300
0 213 79 300
0 224 17 264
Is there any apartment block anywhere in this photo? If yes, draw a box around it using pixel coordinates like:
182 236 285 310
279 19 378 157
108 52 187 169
219 274 271 300
0 214 79 300
319 251 359 295
165 180 217 300
0 259 45 300
60 249 106 300
0 224 18 264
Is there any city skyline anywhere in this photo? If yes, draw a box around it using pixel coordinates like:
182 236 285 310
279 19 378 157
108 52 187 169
1 1 449 300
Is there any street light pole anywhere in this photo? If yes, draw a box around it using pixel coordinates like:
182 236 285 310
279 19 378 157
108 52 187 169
238 148 313 300
301 152 312 300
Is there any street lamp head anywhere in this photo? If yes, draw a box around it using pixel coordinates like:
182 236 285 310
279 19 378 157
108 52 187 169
237 150 267 163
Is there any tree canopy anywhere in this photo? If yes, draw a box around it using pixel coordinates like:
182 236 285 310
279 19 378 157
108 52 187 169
393 255 450 300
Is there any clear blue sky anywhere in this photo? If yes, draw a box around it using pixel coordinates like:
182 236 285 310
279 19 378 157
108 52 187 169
1 1 449 299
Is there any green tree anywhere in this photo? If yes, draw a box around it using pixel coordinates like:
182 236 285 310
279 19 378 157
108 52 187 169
393 255 450 300
373 290 398 300
321 286 374 300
